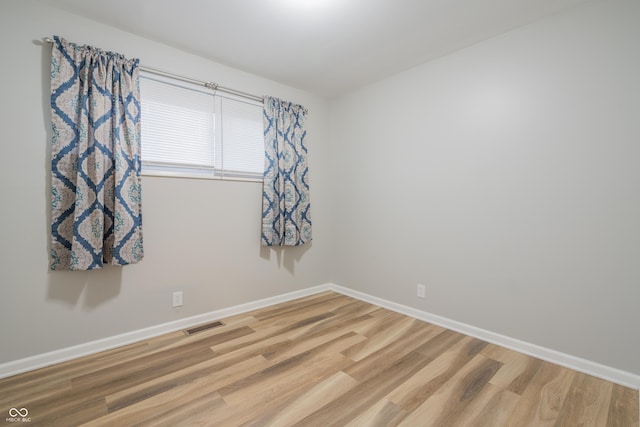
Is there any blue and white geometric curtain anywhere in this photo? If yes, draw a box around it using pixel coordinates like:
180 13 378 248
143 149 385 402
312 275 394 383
261 96 312 246
50 36 143 270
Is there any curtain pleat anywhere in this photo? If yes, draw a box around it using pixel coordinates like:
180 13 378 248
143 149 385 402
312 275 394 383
50 36 143 270
261 96 311 246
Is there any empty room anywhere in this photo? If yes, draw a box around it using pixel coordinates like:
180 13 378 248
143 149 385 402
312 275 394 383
0 0 638 425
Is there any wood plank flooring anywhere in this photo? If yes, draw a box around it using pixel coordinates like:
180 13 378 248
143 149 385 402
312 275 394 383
1 291 637 426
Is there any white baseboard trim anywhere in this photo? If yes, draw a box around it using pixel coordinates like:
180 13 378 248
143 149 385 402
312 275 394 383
325 283 640 390
0 284 331 379
2 282 639 391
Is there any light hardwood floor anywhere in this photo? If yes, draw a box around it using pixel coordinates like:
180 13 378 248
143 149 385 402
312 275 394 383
1 291 637 426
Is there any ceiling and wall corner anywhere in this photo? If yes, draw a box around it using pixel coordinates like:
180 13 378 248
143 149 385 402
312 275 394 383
35 0 594 98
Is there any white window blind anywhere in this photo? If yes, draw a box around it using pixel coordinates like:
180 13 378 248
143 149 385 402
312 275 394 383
140 72 265 180
217 96 265 178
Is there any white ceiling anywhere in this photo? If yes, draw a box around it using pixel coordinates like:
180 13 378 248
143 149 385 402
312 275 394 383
42 0 593 98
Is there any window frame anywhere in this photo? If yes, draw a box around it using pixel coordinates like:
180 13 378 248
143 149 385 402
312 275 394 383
139 71 265 183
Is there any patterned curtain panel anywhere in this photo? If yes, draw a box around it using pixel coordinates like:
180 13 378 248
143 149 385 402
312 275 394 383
261 96 312 246
50 36 143 270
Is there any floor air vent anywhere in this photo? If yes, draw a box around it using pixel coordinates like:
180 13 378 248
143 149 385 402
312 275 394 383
184 321 224 335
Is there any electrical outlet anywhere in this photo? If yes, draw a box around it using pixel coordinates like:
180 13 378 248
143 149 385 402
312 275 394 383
172 291 183 307
417 284 426 299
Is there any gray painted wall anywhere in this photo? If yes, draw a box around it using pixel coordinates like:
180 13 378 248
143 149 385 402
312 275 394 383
329 0 640 375
0 0 332 364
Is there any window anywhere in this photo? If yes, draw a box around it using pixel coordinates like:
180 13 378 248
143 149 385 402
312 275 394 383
140 72 265 181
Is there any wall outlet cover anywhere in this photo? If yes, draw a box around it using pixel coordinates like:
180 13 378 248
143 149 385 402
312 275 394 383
172 291 183 307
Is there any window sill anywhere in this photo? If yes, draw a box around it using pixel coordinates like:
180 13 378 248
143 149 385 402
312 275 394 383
141 169 263 183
